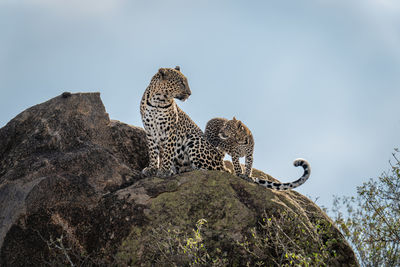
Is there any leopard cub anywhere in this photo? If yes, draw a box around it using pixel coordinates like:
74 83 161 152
205 117 311 190
205 117 254 178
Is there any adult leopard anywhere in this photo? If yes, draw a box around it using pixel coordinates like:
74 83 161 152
205 117 311 190
140 66 229 177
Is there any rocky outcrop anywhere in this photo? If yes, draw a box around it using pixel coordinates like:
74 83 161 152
0 93 358 266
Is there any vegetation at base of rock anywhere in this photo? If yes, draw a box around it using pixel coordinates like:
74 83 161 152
42 210 345 266
143 218 229 266
139 212 344 266
43 234 110 266
332 149 400 267
236 210 341 266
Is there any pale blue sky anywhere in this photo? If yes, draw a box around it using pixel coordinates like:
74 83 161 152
1 0 399 208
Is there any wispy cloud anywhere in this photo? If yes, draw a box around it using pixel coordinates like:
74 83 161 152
363 0 400 58
1 0 126 17
318 0 400 59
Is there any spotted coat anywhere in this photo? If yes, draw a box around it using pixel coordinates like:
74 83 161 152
205 117 254 178
205 117 311 190
140 67 229 177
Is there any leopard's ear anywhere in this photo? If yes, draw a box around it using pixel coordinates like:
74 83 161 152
175 66 180 71
158 68 166 79
232 116 237 121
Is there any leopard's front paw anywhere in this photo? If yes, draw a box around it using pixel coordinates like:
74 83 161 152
156 169 174 178
142 167 158 177
223 166 233 173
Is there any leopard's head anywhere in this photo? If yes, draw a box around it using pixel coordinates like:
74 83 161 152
151 66 191 101
219 117 252 145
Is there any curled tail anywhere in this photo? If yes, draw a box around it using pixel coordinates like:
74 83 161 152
254 158 311 190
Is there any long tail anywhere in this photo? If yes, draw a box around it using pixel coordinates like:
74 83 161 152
254 158 311 190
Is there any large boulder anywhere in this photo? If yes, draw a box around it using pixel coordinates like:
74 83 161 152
0 93 358 266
